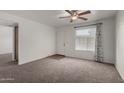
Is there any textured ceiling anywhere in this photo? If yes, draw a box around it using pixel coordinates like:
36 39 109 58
1 10 117 27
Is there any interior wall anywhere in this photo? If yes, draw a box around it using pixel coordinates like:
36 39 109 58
0 11 56 65
115 11 124 80
0 25 13 54
56 17 116 64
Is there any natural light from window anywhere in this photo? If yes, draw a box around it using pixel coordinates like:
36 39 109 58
75 26 96 51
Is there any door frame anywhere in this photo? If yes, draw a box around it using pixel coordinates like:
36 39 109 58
0 23 19 64
13 25 19 63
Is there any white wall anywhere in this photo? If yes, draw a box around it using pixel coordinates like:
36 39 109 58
0 25 13 54
116 11 124 80
0 11 56 65
56 17 115 64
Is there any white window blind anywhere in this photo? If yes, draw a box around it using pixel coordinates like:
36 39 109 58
75 26 96 51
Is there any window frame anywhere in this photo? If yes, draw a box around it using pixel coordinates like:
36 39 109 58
75 25 96 52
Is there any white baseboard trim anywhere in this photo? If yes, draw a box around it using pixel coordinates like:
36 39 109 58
18 53 56 65
115 64 124 81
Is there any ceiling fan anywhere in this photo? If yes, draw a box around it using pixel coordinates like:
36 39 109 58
59 10 91 22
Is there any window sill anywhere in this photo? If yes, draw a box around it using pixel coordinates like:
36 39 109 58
75 49 95 52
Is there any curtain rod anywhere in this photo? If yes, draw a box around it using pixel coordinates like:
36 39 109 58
74 23 103 28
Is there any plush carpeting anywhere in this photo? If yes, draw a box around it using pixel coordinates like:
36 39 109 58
0 54 123 83
0 53 16 67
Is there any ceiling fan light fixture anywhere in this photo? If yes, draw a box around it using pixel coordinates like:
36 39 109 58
71 15 78 20
59 10 91 22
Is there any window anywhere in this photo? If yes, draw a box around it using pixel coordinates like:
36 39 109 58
75 26 96 51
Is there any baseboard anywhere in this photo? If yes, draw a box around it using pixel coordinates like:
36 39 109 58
19 53 56 65
55 54 65 56
64 55 114 65
115 65 124 81
103 59 115 64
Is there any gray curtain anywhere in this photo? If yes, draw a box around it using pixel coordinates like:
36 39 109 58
95 23 104 62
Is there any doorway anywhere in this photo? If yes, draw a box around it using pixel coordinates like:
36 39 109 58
0 24 18 66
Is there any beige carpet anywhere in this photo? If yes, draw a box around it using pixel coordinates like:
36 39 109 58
0 53 16 67
0 54 123 83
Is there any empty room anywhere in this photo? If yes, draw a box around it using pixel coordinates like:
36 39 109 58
0 10 124 83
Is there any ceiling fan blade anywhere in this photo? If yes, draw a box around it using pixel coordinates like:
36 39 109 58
65 10 73 15
72 10 78 12
78 10 91 16
59 16 71 19
78 17 88 20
